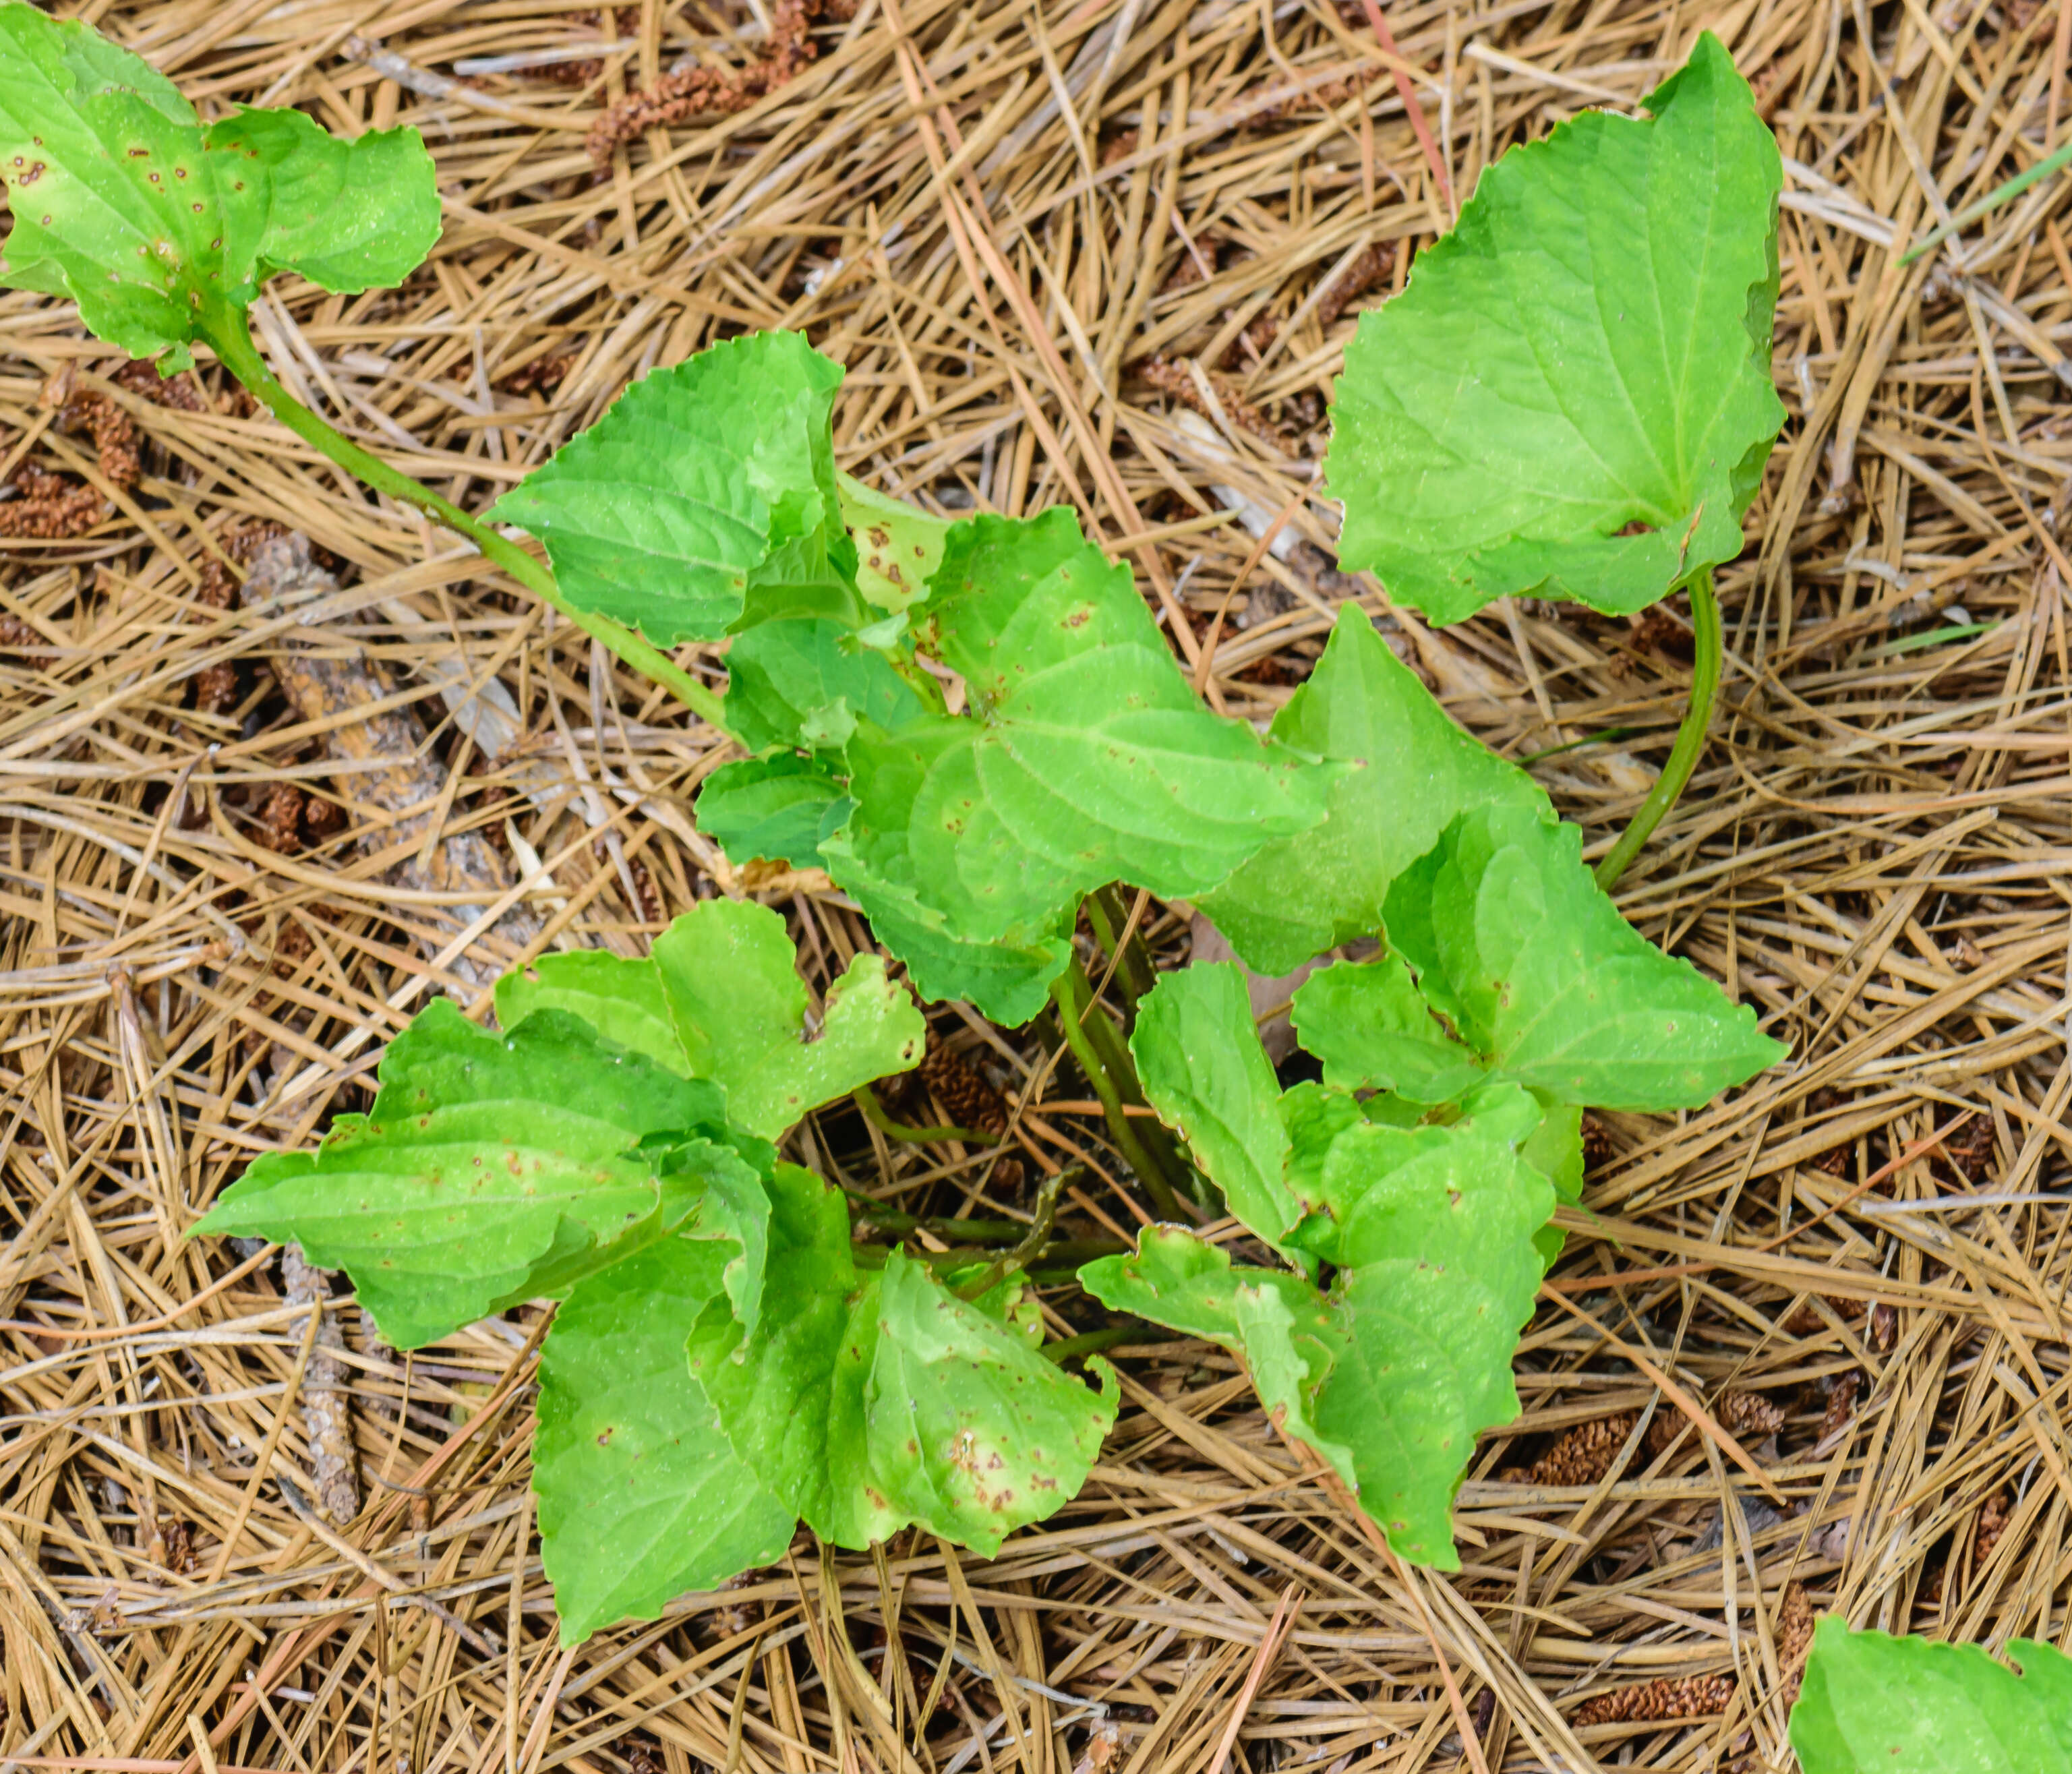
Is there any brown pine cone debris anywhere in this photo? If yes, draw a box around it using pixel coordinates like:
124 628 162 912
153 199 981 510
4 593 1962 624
1133 353 1281 444
0 465 107 539
1502 1410 1676 1487
1574 1672 1737 1725
1717 1388 1786 1440
1973 1489 2013 1568
254 783 307 855
587 0 858 162
919 1040 1010 1137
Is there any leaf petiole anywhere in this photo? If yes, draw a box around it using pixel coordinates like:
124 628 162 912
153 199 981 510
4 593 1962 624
1038 1321 1175 1364
1593 566 1722 891
1084 885 1158 1017
202 314 734 734
954 1168 1067 1300
1050 952 1197 1218
851 1084 1002 1146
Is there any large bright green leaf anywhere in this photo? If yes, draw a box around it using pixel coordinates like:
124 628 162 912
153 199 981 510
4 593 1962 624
0 8 438 367
688 1164 1117 1554
822 510 1334 949
1325 33 1783 622
1196 609 1549 975
534 1239 793 1644
1129 964 1303 1246
651 899 924 1137
496 901 924 1140
1082 1227 1346 1470
1789 1618 2072 1773
1308 804 1784 1112
191 1003 757 1348
694 754 850 870
488 332 854 645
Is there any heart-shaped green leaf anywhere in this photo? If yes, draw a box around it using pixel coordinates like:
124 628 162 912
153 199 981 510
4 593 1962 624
487 331 854 644
496 900 926 1140
1325 33 1783 622
821 510 1334 953
650 899 926 1138
1196 608 1548 976
1297 804 1784 1112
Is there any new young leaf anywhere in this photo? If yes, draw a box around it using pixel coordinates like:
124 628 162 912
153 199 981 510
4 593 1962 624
1789 1618 2072 1773
722 613 930 754
191 1003 759 1349
1295 804 1785 1111
0 6 438 367
651 898 926 1137
496 899 926 1140
1326 33 1783 622
1196 608 1550 975
488 332 854 644
534 1239 794 1644
688 1163 1117 1554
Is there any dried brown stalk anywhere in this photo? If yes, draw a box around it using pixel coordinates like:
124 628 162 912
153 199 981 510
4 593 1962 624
283 1245 362 1525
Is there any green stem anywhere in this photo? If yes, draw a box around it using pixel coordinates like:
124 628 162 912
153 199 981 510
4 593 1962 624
1038 1322 1175 1364
1594 566 1721 892
1085 885 1158 1017
848 1204 1030 1241
1899 134 2072 264
852 1086 1001 1146
202 316 732 732
955 1169 1065 1300
1050 955 1192 1218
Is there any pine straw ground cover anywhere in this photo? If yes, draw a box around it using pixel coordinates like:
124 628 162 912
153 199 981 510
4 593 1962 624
4 0 2072 1769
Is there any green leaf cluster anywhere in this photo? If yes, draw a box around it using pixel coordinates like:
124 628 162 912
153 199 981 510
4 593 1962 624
76 9 1801 1651
1086 802 1781 1566
488 330 1337 1024
1789 1618 2072 1773
0 5 440 369
194 899 1115 1644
